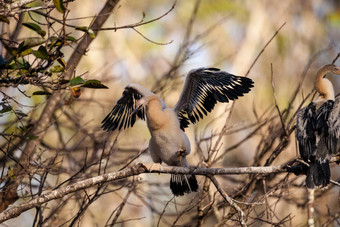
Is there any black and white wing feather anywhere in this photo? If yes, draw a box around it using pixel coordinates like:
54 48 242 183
173 68 254 129
296 102 317 161
101 83 152 131
327 96 340 154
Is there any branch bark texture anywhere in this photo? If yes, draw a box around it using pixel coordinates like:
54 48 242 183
0 163 287 223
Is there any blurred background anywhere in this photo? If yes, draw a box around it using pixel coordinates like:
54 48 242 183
1 0 340 226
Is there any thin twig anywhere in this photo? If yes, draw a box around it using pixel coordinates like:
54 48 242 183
332 53 340 64
208 175 247 227
132 27 173 46
270 63 286 135
245 22 286 77
97 1 176 31
110 184 135 226
330 179 340 187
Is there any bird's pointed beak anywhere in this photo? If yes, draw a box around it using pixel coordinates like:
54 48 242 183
131 104 143 116
334 66 340 74
130 98 146 116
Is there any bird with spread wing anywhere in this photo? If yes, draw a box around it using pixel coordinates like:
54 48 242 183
102 68 254 196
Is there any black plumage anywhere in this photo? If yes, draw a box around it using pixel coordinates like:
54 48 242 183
170 174 198 196
174 68 254 129
295 64 340 188
101 85 148 131
102 67 254 132
296 101 335 188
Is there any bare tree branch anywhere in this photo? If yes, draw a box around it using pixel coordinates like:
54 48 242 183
208 175 246 227
96 1 177 31
0 0 36 15
0 162 289 223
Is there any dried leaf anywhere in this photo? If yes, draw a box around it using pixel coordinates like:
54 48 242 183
57 58 67 67
71 87 81 98
0 16 9 24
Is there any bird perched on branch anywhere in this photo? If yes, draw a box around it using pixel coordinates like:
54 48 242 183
296 64 340 188
102 68 254 196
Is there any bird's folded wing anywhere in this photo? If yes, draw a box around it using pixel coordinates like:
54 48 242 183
327 96 340 154
296 103 317 161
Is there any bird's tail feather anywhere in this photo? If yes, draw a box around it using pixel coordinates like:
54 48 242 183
170 174 198 196
306 159 330 188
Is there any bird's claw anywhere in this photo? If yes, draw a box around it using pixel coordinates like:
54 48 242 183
176 149 186 161
140 162 162 172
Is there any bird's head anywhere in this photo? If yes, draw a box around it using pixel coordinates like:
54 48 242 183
322 64 340 76
331 65 340 74
130 94 160 116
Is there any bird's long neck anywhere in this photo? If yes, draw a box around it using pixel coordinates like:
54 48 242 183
315 70 335 101
146 98 165 131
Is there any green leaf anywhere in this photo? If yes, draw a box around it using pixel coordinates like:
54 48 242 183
27 135 39 140
38 30 46 37
75 26 88 32
81 80 108 89
32 46 48 60
23 38 45 48
17 41 30 54
0 105 11 114
66 35 77 42
20 48 33 57
75 26 95 38
53 0 65 13
9 59 31 70
23 22 46 37
50 65 65 73
23 22 41 32
87 29 95 38
32 91 52 96
49 36 63 47
69 76 85 86
0 16 9 24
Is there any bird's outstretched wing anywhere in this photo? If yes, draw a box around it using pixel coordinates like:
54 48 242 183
173 67 254 129
296 102 317 161
101 83 152 131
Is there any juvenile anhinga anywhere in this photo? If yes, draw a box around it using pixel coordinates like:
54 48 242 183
296 64 340 188
102 68 254 196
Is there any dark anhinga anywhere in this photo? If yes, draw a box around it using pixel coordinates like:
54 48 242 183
102 68 254 196
296 64 340 188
